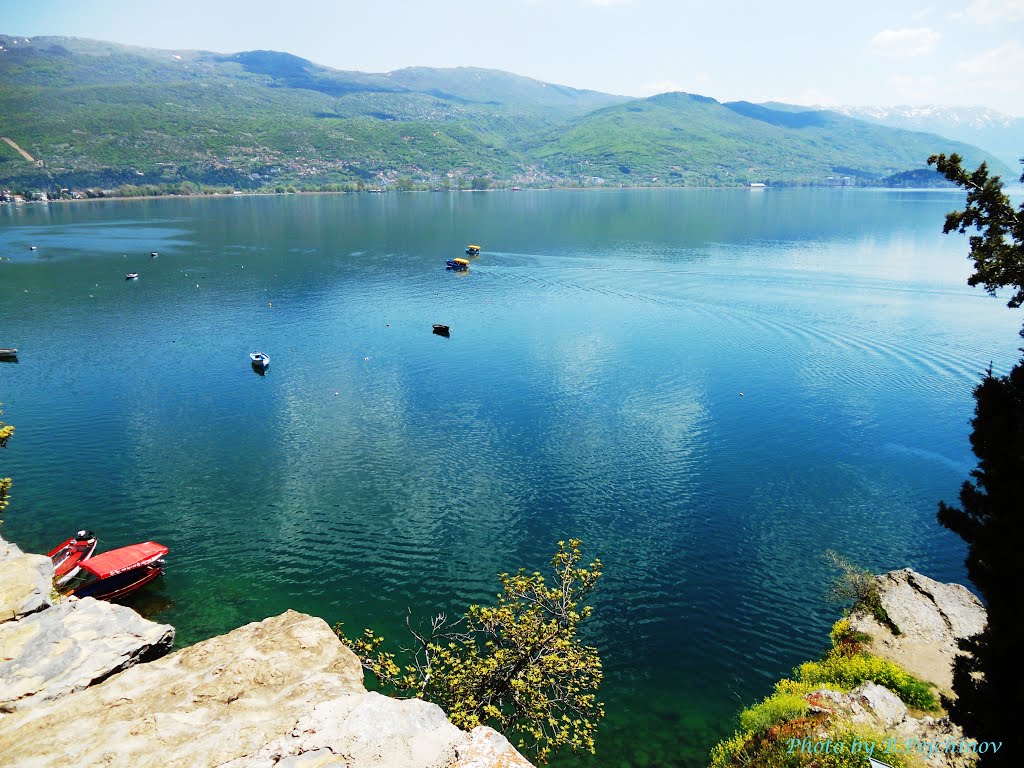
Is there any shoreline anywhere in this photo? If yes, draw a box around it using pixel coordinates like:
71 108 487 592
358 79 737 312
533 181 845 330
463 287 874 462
0 184 963 207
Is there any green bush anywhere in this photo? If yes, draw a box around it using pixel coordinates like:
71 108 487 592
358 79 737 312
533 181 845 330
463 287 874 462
710 723 915 768
796 648 938 711
739 693 809 733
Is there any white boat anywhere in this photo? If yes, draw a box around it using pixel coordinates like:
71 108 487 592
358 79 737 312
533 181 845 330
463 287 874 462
125 273 139 280
250 351 270 369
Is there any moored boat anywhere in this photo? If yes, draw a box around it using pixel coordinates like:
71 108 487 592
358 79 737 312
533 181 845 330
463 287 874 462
48 530 98 587
0 348 17 361
66 541 168 601
432 324 451 336
125 273 139 280
250 351 270 370
446 258 470 271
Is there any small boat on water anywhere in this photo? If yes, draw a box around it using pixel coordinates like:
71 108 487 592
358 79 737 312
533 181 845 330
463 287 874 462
125 273 139 280
446 258 470 271
432 324 451 337
29 245 37 251
250 351 270 370
150 251 159 258
465 244 481 255
65 541 168 601
48 530 98 587
0 348 17 361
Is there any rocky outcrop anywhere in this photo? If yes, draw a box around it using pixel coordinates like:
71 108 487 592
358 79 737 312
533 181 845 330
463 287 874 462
802 569 989 768
0 530 534 768
808 682 976 768
0 609 533 768
848 569 986 698
451 727 536 768
0 536 53 622
0 596 174 711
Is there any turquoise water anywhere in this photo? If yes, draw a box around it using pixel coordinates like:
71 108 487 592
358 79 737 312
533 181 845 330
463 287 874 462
0 190 1018 766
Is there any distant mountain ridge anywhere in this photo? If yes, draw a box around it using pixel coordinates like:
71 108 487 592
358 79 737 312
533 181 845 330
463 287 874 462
0 34 1009 192
806 104 1023 171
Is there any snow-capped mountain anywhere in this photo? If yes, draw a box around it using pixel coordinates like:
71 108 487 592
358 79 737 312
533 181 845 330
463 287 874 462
826 105 1023 170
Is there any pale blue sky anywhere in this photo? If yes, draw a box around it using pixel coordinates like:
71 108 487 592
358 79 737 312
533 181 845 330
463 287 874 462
3 0 1023 114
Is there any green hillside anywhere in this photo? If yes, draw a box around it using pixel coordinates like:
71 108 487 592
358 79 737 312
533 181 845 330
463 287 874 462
530 92 1003 185
0 34 1008 193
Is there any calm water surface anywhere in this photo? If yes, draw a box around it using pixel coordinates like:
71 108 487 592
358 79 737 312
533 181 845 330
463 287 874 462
0 190 1018 767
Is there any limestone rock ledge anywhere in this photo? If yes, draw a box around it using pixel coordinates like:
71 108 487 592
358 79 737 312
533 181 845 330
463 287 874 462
848 568 986 698
0 536 54 622
0 595 175 711
0 609 533 768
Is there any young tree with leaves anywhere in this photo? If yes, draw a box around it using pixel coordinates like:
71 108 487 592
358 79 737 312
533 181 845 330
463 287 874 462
335 539 604 764
928 153 1024 766
0 405 13 520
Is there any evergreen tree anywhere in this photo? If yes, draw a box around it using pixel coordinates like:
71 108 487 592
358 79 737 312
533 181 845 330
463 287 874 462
929 153 1024 765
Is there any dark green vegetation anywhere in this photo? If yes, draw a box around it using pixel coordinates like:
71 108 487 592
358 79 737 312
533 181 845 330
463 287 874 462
0 34 1007 194
930 154 1024 767
336 540 603 764
709 618 929 768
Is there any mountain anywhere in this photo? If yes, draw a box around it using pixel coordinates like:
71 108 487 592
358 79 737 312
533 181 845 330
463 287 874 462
0 35 1010 192
807 104 1023 172
530 93 1001 185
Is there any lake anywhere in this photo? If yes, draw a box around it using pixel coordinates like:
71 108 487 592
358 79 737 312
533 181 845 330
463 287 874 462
0 189 1018 767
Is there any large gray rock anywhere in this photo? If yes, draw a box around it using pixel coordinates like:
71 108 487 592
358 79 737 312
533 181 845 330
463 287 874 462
848 569 986 697
807 681 908 728
807 682 976 768
0 608 534 768
0 596 174 711
0 535 53 623
451 727 535 768
223 692 465 768
0 611 368 767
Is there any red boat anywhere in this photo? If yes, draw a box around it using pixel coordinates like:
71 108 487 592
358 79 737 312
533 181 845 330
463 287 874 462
48 530 98 587
65 541 168 601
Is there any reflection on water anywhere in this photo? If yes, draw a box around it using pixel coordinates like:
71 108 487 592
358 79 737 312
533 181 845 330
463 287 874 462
0 189 1017 767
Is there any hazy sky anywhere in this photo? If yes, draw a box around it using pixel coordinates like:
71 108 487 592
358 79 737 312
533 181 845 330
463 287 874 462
4 0 1023 114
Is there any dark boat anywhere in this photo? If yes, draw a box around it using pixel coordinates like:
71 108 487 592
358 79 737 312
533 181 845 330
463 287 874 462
0 348 17 361
48 530 98 587
432 324 451 337
66 541 168 601
446 258 469 271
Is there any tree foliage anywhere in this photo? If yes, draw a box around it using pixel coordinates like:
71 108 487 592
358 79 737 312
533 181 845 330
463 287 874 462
936 361 1024 765
822 550 893 630
335 539 604 764
928 153 1024 309
931 153 1024 766
0 404 13 519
